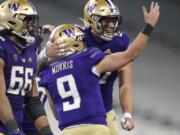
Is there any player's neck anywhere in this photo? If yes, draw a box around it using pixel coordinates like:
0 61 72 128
91 30 105 43
9 36 24 53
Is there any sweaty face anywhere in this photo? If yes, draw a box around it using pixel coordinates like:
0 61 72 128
99 17 118 37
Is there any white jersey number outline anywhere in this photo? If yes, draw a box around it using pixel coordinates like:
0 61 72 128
7 66 33 96
57 74 81 112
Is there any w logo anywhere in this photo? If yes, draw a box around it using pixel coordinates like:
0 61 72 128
64 29 75 37
8 3 20 11
87 4 97 13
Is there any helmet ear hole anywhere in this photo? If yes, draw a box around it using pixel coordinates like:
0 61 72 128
24 8 29 10
8 21 16 25
88 19 93 24
73 44 79 48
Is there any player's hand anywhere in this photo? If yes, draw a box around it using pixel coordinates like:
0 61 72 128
42 24 55 35
45 40 69 58
143 1 160 27
121 113 134 131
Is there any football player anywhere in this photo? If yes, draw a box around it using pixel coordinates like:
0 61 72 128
37 2 160 134
22 25 55 135
0 0 53 134
82 0 134 133
38 0 160 134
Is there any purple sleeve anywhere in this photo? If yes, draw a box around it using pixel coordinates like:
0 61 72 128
38 70 48 88
31 36 43 51
87 47 105 65
114 33 131 51
0 43 7 62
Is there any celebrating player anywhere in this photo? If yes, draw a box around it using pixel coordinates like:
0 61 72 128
83 0 134 133
38 0 160 134
37 2 160 134
22 25 55 135
0 0 53 134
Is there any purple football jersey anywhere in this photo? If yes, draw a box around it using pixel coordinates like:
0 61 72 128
39 47 106 130
0 36 41 133
20 36 45 133
83 28 131 112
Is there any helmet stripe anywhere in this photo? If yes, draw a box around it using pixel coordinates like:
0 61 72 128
105 0 116 9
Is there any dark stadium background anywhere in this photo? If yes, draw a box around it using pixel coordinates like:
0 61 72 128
0 0 179 134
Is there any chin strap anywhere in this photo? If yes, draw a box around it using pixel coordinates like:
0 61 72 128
99 34 113 41
24 35 35 44
12 31 35 44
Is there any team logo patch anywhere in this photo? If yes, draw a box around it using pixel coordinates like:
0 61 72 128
28 57 32 63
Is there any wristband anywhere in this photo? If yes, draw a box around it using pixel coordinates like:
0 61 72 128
123 112 132 119
142 23 154 36
9 129 25 135
5 119 19 133
38 47 48 64
25 96 46 122
40 125 53 135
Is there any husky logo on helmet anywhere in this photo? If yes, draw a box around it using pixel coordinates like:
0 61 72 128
8 3 20 11
84 0 122 41
87 4 97 13
64 29 75 37
50 24 85 57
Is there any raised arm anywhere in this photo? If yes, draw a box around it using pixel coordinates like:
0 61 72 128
96 1 160 74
